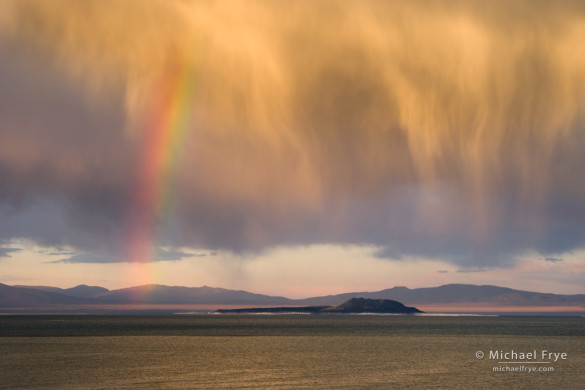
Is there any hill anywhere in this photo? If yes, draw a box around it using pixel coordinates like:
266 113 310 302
0 283 96 306
322 297 422 314
97 284 293 305
217 298 422 314
16 284 110 298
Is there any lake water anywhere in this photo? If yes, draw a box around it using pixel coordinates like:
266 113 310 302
0 315 583 389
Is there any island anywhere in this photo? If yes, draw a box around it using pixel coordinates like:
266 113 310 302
216 297 423 314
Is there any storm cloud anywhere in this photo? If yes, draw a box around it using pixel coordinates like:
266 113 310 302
1 0 585 266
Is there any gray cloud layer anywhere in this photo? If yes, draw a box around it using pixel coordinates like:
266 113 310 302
0 247 22 258
52 248 211 263
1 0 585 266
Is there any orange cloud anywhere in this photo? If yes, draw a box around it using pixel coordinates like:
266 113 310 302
1 0 585 265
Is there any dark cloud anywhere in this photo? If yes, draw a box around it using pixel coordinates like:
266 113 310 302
52 253 122 264
47 251 77 256
544 257 564 263
155 248 210 261
1 1 585 267
0 36 133 254
52 248 212 263
456 268 488 273
0 247 22 258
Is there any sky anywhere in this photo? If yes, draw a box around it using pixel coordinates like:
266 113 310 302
0 0 584 297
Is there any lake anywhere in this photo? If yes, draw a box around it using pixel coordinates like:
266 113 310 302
0 315 583 388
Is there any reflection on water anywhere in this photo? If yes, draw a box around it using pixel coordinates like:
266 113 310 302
0 315 583 388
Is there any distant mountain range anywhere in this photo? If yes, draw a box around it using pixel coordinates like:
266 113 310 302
294 284 585 307
1 283 293 307
1 283 584 312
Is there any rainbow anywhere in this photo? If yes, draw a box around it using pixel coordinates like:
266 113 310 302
125 57 198 284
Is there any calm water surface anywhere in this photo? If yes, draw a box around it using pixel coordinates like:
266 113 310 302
0 315 583 389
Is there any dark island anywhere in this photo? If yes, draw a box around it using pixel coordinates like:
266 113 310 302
216 297 423 314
